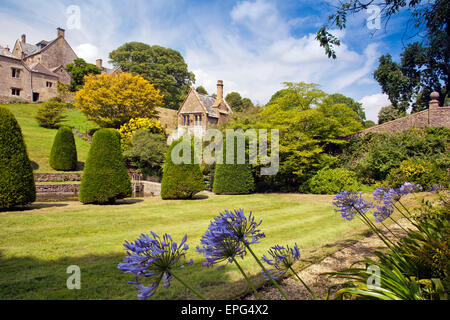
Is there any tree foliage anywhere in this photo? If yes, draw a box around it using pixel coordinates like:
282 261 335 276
49 126 78 171
124 131 168 178
109 42 195 109
66 58 102 92
225 82 364 191
378 105 406 124
75 73 163 128
79 129 132 204
225 92 254 113
196 86 208 95
0 106 36 209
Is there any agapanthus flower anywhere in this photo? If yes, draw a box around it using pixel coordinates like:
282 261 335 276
427 184 444 192
333 191 373 221
118 232 193 300
261 243 301 280
196 209 265 268
373 204 394 223
399 182 422 195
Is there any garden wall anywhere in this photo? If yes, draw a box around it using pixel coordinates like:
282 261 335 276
348 93 450 139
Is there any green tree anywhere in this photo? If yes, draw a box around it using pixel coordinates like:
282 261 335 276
79 129 132 204
66 58 102 92
160 138 205 199
35 99 66 129
0 107 36 209
124 131 168 178
49 126 78 171
109 42 195 109
317 0 449 107
378 105 406 124
196 86 208 95
225 92 244 112
323 93 366 123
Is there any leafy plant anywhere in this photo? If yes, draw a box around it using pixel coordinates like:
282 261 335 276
0 107 36 209
49 126 78 171
306 167 360 194
35 99 66 129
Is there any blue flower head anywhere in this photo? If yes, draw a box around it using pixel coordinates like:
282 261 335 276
333 191 373 221
196 209 265 268
118 232 193 300
261 243 301 280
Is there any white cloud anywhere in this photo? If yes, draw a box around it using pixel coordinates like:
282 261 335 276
360 93 391 122
74 43 99 64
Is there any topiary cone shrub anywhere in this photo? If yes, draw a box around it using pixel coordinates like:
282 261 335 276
0 106 36 209
49 126 78 171
213 135 255 195
161 137 205 200
79 128 132 204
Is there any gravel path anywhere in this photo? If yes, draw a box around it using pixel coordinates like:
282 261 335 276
244 219 412 300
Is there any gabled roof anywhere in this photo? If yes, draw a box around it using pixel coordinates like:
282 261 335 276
29 62 58 78
0 47 19 59
196 92 219 118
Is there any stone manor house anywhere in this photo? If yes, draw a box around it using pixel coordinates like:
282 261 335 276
0 27 117 103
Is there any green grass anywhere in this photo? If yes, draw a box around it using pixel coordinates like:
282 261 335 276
1 103 96 172
0 193 382 300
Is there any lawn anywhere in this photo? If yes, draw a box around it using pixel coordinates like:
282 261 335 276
0 193 379 300
1 103 97 172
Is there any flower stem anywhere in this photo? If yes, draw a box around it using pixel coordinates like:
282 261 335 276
231 256 262 300
170 271 207 300
289 266 319 300
245 244 289 300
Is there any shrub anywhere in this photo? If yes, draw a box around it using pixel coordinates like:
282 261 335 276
306 167 360 194
79 128 132 204
123 130 168 178
49 126 78 171
0 107 36 209
385 158 449 188
212 136 255 195
160 137 204 199
118 118 165 151
35 100 66 129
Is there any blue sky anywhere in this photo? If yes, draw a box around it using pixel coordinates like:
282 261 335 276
0 0 419 121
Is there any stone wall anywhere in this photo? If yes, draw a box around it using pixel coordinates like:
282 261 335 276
34 172 82 182
36 183 79 194
349 93 450 139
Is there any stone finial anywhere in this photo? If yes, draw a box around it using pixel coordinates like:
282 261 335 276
430 91 439 100
21 34 26 43
429 91 440 110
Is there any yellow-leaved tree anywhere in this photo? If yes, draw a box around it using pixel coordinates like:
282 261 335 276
75 73 164 128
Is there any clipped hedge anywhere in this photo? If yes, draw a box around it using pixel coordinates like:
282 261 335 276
79 128 132 204
49 126 78 171
306 167 360 194
0 106 36 209
161 137 204 199
213 135 255 195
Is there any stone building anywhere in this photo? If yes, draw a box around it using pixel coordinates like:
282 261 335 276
0 27 115 104
0 28 77 103
175 80 233 137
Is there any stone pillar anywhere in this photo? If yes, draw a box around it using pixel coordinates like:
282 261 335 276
428 91 440 125
96 59 103 69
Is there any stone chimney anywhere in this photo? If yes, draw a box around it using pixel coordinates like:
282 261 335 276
96 59 103 69
217 80 224 101
57 27 65 38
21 34 26 43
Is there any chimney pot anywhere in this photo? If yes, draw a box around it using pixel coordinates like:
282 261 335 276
96 59 103 69
21 34 26 43
57 27 65 38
